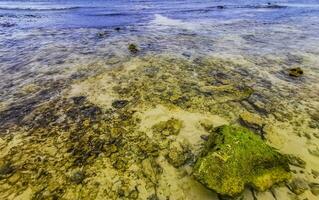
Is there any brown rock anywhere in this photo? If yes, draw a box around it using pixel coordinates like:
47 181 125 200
288 67 303 77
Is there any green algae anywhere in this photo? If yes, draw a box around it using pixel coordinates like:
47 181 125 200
193 125 291 197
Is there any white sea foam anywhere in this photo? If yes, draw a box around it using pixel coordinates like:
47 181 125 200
151 14 201 30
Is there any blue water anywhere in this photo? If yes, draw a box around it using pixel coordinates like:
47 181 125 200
0 0 319 28
1 0 319 106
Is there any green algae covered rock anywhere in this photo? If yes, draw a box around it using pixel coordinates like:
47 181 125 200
152 118 183 136
193 125 291 197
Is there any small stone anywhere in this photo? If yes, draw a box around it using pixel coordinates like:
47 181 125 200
288 178 309 195
72 96 86 105
239 111 264 132
114 27 121 31
112 100 129 109
200 135 209 141
128 44 139 53
70 171 85 184
288 67 303 77
97 31 108 38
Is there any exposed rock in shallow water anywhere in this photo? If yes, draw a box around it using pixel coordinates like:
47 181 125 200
128 44 139 54
239 111 265 136
152 118 182 137
193 125 291 197
166 141 193 168
288 67 303 77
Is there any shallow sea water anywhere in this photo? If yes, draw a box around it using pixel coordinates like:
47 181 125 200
0 0 319 200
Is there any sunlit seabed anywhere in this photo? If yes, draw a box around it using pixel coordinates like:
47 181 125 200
0 1 319 199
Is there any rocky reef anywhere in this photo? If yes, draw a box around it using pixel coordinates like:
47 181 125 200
193 125 291 197
0 55 318 200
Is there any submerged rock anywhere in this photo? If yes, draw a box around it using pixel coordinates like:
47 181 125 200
287 178 309 195
152 118 183 136
288 67 303 77
97 31 108 38
70 171 86 184
166 141 193 168
193 125 290 197
239 111 264 134
128 44 139 53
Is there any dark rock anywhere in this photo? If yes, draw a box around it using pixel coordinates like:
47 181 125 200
114 27 121 31
217 5 225 9
200 135 209 141
128 44 139 53
112 100 129 109
0 163 15 177
71 96 86 105
288 67 303 77
97 31 108 38
239 111 264 130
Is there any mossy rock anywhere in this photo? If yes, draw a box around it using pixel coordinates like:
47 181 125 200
128 44 139 53
288 67 303 77
166 141 193 168
152 118 183 136
193 125 291 197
